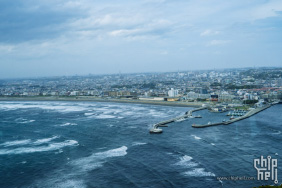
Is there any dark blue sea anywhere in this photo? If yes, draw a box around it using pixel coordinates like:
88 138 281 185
0 101 281 188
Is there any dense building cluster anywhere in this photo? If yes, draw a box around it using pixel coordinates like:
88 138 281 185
1 67 282 104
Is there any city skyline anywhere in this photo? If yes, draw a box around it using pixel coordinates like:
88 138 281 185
1 0 282 78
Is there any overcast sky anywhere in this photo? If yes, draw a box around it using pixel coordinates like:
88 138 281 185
0 0 282 78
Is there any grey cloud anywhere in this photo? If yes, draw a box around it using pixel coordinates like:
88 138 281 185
0 0 86 44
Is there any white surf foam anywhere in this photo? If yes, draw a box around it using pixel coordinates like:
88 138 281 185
272 131 281 135
92 107 109 113
71 146 127 172
0 139 31 147
93 146 127 158
191 135 202 140
128 126 137 129
132 142 147 146
174 155 215 177
175 155 198 168
0 102 88 113
55 149 63 154
0 140 78 155
179 155 193 161
95 114 116 119
113 109 123 114
122 111 135 116
35 178 86 188
54 179 87 188
20 120 36 124
15 118 28 122
33 136 59 145
184 168 215 177
84 113 94 116
59 123 78 127
148 109 165 117
1 136 60 147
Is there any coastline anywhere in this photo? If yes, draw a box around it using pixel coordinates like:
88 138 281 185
0 96 203 108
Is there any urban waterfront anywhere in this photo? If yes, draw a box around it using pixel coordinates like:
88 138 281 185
0 101 281 188
2 0 282 187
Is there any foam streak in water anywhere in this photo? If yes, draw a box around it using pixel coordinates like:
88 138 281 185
71 146 128 172
0 136 60 147
132 142 147 146
175 155 198 168
0 102 88 113
184 168 215 177
174 155 215 177
59 123 78 127
0 140 78 155
191 135 202 140
0 139 31 147
32 146 128 188
33 136 60 145
20 120 35 124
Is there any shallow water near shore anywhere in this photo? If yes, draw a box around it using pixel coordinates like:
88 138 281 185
0 101 281 188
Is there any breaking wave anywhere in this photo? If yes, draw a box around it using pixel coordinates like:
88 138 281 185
21 120 36 124
0 140 78 155
59 123 78 127
0 102 88 113
191 135 202 140
184 168 215 177
132 142 147 146
33 136 60 145
174 155 215 177
32 146 128 187
95 114 116 119
174 155 198 168
0 139 31 147
0 136 60 147
71 146 128 172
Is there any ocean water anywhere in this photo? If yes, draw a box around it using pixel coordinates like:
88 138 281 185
0 101 281 188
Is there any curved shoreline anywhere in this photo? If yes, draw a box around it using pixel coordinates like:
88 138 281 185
0 96 203 108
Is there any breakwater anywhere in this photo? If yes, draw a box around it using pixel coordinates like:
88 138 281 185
192 104 272 128
150 106 207 133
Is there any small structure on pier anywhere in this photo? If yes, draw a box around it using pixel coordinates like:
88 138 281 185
149 128 163 134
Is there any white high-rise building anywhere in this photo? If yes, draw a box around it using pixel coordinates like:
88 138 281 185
168 88 178 97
